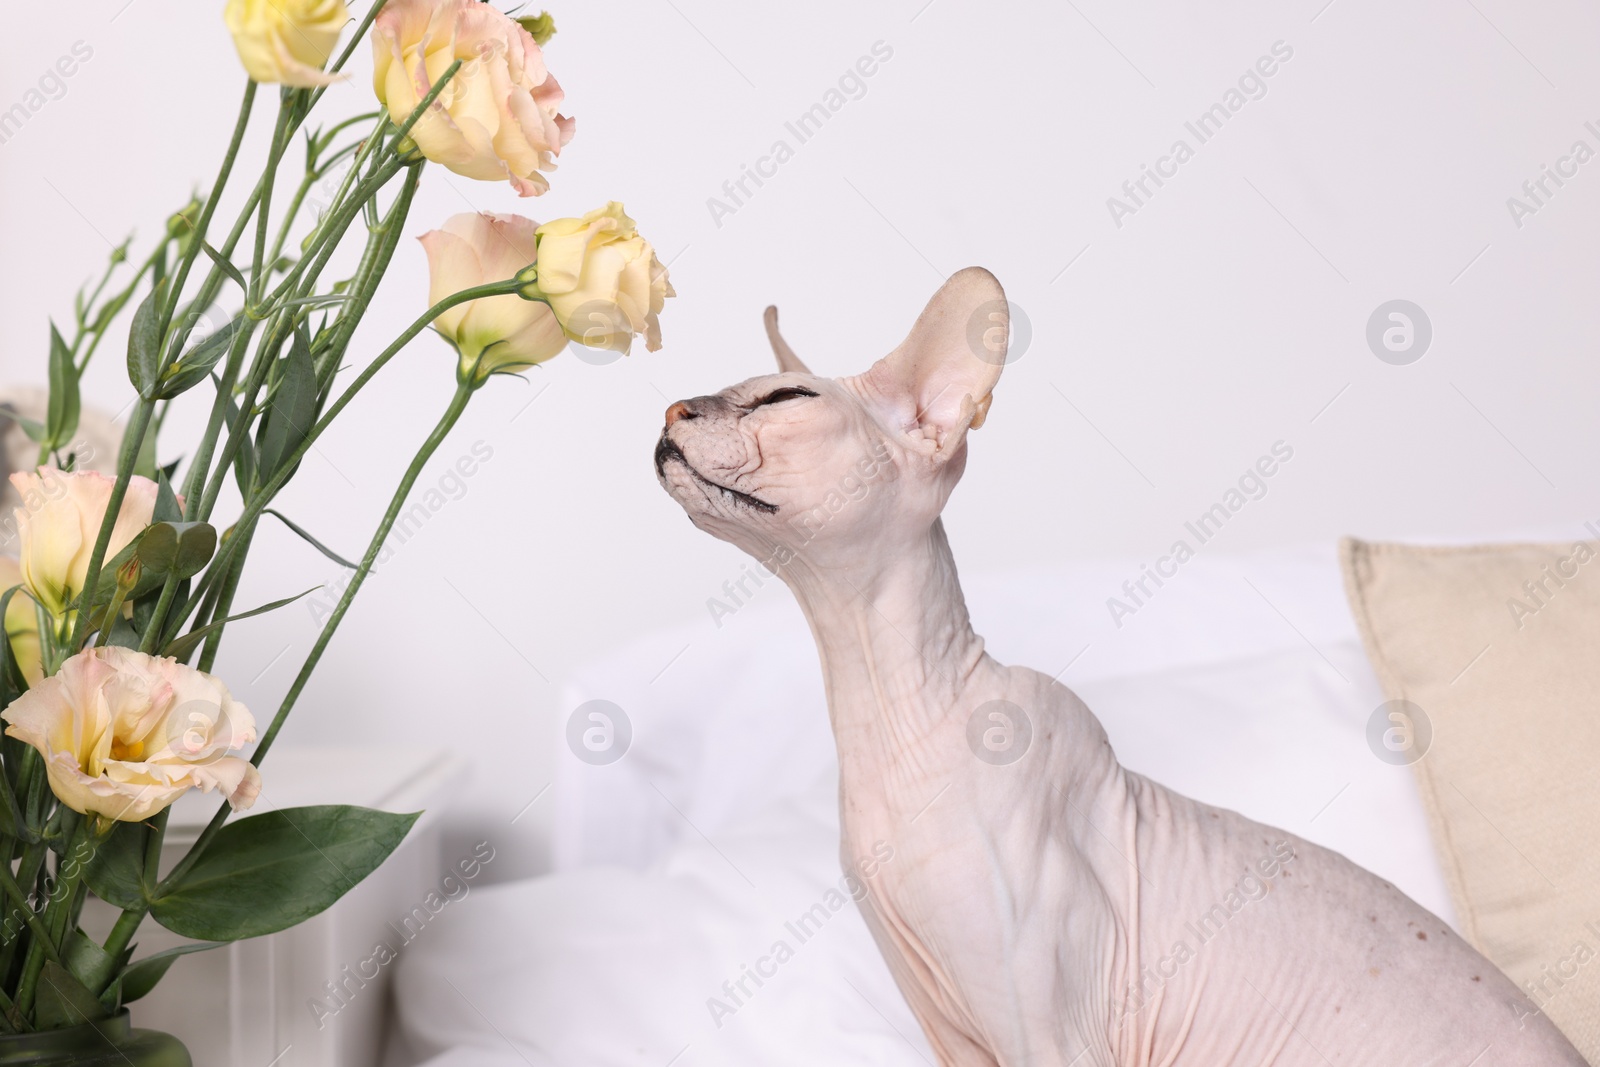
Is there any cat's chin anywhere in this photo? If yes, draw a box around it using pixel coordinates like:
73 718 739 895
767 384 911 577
656 439 778 517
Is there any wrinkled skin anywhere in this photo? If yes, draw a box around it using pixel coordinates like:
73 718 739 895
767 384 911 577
655 269 1585 1066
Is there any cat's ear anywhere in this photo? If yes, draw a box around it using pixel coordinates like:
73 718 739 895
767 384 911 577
859 267 1008 463
763 306 811 375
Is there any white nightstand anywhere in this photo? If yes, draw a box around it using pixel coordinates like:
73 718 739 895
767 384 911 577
81 746 469 1067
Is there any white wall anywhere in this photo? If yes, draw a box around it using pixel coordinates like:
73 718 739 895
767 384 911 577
1 0 1596 880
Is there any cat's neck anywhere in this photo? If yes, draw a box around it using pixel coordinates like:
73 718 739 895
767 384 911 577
780 518 998 782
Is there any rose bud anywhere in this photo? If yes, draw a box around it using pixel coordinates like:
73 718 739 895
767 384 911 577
224 0 350 88
529 202 674 354
420 212 567 383
8 469 160 624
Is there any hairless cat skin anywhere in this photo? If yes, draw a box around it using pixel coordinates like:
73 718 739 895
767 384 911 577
654 268 1584 1066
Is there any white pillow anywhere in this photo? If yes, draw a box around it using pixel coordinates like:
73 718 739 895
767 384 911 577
395 774 933 1066
550 544 1374 873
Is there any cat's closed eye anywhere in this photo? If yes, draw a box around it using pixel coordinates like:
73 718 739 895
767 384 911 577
752 386 819 408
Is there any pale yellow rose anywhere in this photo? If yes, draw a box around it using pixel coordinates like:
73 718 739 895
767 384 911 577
0 558 41 687
373 0 574 196
224 0 350 88
2 646 261 823
533 202 675 353
9 469 160 621
420 211 567 382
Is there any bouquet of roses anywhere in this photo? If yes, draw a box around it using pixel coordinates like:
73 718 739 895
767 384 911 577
0 0 669 1053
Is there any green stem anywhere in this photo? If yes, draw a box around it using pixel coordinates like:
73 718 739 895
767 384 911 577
272 156 406 309
166 79 363 365
0 838 45 985
179 315 259 521
253 58 457 315
95 572 134 649
194 315 289 523
261 379 474 760
137 573 182 655
159 380 478 896
249 100 296 310
15 822 94 1016
166 277 520 640
74 250 157 377
194 521 255 672
241 54 446 311
320 163 423 377
0 982 20 1032
65 400 154 651
61 80 267 652
0 865 61 970
159 82 257 347
266 172 317 276
71 256 120 350
264 120 370 272
98 909 143 982
142 810 168 886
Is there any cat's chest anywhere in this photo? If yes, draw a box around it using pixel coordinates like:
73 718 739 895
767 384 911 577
835 723 1109 936
837 769 1124 1056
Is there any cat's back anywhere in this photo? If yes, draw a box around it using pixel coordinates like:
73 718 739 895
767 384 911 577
1113 767 1585 1065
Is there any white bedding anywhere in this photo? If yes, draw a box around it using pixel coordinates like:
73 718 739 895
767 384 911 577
392 543 1453 1066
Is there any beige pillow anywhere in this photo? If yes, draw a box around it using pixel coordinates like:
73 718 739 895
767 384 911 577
1342 537 1600 1056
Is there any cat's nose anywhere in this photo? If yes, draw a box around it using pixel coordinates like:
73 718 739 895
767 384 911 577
665 400 699 427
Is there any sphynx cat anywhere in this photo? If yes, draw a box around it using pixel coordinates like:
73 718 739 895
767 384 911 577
654 268 1583 1066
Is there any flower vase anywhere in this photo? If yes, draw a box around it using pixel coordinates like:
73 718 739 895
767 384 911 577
0 1012 189 1066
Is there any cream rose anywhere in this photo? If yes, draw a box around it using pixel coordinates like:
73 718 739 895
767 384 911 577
224 0 350 88
0 558 41 687
9 469 160 621
373 0 574 197
532 202 674 353
2 646 261 823
420 211 567 382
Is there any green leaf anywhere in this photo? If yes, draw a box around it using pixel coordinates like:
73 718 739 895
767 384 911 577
233 437 255 498
61 929 117 994
105 521 216 590
46 322 80 448
134 523 178 578
101 615 143 650
0 585 31 709
90 286 134 336
150 806 419 942
127 409 158 481
268 293 349 314
156 314 248 401
0 588 26 838
209 374 257 497
126 284 165 398
264 509 356 569
13 414 47 445
75 538 158 614
160 587 317 663
198 241 249 295
35 961 111 1029
114 941 225 1005
254 326 316 486
172 523 217 580
82 819 151 911
153 473 182 524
